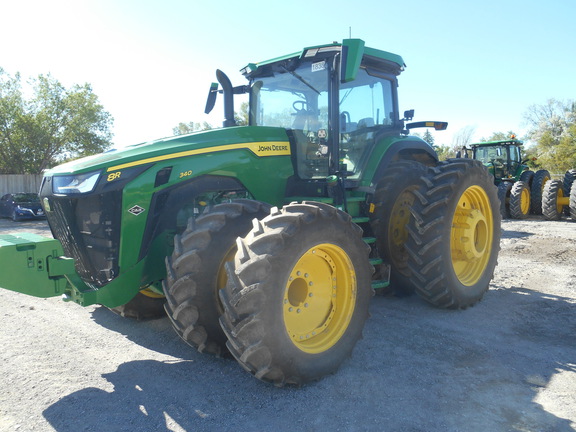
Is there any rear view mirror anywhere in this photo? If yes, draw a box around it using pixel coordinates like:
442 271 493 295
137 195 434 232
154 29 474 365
204 82 219 114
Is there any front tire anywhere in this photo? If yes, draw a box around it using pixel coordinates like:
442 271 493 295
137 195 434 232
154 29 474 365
164 199 270 356
405 159 501 309
509 181 531 219
497 182 512 219
220 202 373 386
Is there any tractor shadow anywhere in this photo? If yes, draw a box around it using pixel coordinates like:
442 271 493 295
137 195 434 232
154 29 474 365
500 229 534 239
43 286 576 432
89 306 196 360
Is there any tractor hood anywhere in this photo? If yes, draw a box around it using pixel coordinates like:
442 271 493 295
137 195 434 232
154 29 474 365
45 126 291 177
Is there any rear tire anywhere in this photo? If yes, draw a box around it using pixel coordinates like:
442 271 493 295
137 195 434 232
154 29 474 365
519 170 534 186
542 179 564 221
370 160 428 294
405 159 501 309
530 169 550 214
509 181 531 219
497 182 512 219
164 199 270 356
220 202 373 386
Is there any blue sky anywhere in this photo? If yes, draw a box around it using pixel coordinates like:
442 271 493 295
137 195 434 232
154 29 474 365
1 0 575 148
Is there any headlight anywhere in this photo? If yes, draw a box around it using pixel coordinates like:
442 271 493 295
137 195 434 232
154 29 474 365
53 171 101 194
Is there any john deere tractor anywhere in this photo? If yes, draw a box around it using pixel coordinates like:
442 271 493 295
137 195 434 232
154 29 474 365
467 138 549 219
0 39 501 386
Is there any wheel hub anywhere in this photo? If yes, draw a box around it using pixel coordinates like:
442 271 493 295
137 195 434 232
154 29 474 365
452 208 488 260
521 187 531 214
389 190 414 247
450 185 494 286
283 244 356 353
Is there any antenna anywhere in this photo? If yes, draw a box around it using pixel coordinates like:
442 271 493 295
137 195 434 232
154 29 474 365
349 26 352 38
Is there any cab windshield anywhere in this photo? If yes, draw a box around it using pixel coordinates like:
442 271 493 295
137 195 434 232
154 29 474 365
250 59 330 179
250 59 396 179
474 146 509 165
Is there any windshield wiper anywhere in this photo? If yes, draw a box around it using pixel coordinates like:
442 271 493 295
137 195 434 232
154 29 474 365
282 66 320 95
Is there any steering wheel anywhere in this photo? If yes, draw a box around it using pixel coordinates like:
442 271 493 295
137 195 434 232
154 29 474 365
292 100 308 113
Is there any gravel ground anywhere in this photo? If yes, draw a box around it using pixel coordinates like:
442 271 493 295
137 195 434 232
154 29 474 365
0 216 575 432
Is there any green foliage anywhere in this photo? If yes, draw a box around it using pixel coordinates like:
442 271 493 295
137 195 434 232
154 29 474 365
235 102 249 126
480 131 518 142
172 121 213 135
173 102 248 136
433 145 455 161
422 129 434 146
0 68 113 174
524 99 576 172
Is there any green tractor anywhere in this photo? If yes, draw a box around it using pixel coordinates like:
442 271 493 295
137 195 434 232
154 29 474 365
0 39 501 386
465 138 550 219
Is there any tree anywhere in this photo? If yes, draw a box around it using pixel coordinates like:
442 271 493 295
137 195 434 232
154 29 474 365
433 145 454 161
480 131 518 142
451 126 476 153
524 99 576 172
422 129 434 146
235 102 249 126
172 121 213 135
0 68 113 174
172 102 248 136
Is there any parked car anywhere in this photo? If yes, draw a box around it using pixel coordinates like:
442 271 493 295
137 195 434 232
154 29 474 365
0 193 46 221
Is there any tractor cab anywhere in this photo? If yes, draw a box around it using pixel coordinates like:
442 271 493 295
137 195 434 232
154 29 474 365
206 39 446 190
243 42 402 182
469 138 526 183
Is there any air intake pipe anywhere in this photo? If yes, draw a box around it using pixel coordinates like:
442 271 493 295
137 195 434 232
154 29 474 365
216 69 236 128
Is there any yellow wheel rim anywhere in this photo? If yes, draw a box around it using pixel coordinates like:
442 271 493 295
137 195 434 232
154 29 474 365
140 287 165 299
389 189 414 248
388 188 417 274
283 244 356 354
217 246 236 291
556 188 565 214
215 246 236 315
451 185 494 286
520 186 531 215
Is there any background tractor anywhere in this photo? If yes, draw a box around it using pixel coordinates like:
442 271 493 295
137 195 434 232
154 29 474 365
0 39 501 386
465 138 549 219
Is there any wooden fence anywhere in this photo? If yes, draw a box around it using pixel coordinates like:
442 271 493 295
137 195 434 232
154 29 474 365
0 175 44 197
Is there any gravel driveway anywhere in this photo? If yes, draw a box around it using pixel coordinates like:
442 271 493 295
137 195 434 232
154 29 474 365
0 217 575 431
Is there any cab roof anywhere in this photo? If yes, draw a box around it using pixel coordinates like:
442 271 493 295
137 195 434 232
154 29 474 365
240 39 405 82
470 139 524 147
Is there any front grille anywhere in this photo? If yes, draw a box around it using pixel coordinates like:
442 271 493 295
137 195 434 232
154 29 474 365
46 191 122 288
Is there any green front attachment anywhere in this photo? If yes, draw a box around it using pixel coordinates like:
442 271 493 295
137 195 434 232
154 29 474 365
0 233 75 298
